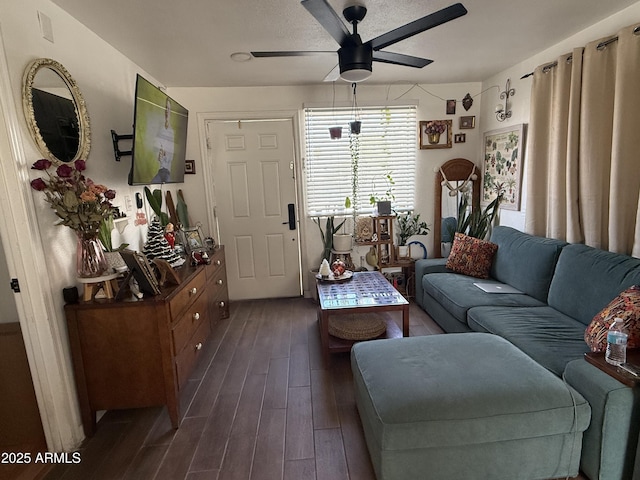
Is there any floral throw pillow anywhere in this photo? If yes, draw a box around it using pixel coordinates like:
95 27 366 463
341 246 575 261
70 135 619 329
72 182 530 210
445 232 498 279
584 285 640 352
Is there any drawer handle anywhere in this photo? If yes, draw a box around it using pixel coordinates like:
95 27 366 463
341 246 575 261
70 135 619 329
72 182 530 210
215 260 222 266
190 287 198 295
216 279 224 286
193 312 200 321
195 342 203 351
218 301 225 308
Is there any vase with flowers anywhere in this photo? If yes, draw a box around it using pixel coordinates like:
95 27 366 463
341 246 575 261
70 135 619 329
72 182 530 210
30 159 116 278
424 120 447 144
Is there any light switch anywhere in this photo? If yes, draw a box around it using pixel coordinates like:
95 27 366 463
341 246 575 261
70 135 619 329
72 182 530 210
38 11 54 43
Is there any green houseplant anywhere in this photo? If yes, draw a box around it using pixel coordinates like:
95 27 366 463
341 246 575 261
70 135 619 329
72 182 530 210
98 214 129 272
144 186 170 226
313 215 347 262
453 188 505 240
396 212 430 246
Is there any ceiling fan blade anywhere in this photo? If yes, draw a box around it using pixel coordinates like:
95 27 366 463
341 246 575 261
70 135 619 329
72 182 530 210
369 3 467 51
323 64 340 82
373 51 432 68
301 0 350 46
251 51 335 57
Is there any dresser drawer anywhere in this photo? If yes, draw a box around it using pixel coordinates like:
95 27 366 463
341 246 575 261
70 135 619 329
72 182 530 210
174 317 210 390
172 292 208 355
169 268 206 319
205 252 225 280
208 267 227 297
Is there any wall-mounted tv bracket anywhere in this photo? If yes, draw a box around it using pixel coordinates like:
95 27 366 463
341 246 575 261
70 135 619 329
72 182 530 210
111 129 133 162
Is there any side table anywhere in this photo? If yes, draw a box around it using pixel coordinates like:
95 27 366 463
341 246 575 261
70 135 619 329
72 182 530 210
584 349 640 387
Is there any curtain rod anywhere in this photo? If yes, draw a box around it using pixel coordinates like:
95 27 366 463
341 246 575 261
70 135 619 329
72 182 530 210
521 25 640 79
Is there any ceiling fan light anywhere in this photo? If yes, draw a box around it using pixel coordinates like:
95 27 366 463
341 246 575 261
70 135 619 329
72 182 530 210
338 44 373 82
340 68 371 82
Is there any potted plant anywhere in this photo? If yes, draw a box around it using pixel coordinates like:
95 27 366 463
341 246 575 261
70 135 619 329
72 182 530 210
144 186 170 226
369 172 395 215
396 212 430 257
313 215 347 262
98 214 129 272
452 186 505 240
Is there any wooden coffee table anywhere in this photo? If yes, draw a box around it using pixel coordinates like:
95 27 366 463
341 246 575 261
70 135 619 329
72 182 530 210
316 271 409 366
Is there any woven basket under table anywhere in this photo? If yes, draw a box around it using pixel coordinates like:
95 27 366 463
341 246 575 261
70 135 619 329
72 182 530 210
328 313 387 341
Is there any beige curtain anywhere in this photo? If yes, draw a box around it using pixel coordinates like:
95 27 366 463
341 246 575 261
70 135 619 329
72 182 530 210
525 24 640 256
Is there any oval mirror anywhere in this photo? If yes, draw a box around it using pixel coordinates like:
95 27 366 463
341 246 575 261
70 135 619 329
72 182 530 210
22 58 91 165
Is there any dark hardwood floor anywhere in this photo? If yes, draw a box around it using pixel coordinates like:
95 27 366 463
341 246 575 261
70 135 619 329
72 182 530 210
42 297 586 480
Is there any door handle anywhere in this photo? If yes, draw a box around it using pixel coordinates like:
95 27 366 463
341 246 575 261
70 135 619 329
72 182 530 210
282 203 296 230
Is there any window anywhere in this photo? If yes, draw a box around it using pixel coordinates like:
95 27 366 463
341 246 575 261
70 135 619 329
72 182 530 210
304 105 417 217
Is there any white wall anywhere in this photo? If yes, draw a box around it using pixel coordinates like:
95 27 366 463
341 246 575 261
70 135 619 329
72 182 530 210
0 0 181 450
478 2 640 232
170 81 484 281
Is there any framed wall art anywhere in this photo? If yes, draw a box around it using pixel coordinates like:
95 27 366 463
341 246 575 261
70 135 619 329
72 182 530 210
185 159 196 174
459 116 475 129
446 99 456 115
419 120 452 149
482 124 527 211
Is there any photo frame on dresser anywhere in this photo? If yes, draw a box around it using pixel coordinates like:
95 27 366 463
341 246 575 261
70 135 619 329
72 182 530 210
119 249 161 295
179 225 207 255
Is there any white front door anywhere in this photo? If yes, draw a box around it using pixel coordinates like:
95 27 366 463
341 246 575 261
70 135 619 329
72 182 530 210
208 118 301 300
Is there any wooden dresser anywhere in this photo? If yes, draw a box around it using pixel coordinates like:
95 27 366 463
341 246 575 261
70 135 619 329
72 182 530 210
65 246 229 436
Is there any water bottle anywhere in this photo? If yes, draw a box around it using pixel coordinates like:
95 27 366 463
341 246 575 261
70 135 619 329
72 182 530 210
605 318 628 366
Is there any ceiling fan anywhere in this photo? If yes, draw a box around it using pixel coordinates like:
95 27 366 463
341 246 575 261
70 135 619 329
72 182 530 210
251 0 467 82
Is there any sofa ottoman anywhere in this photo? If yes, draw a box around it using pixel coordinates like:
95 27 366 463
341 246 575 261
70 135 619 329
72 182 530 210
351 333 591 480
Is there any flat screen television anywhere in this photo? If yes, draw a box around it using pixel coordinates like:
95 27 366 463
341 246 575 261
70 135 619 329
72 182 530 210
129 74 189 185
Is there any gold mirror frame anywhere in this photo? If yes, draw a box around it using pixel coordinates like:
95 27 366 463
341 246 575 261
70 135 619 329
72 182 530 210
22 58 91 165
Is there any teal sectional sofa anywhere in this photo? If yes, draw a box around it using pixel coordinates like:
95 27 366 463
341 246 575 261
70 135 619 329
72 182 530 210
415 226 640 480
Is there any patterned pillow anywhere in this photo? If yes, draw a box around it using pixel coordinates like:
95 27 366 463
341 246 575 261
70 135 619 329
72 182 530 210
584 285 640 352
445 232 498 279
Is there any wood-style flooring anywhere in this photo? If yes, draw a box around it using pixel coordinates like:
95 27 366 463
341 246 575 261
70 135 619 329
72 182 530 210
42 297 586 480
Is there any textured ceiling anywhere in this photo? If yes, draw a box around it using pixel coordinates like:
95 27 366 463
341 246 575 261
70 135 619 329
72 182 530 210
52 0 638 87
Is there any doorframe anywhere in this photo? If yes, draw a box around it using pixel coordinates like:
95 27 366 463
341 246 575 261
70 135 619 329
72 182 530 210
0 27 83 450
197 110 307 295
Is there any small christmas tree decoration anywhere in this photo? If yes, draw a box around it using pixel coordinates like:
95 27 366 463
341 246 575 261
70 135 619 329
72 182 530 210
144 218 185 268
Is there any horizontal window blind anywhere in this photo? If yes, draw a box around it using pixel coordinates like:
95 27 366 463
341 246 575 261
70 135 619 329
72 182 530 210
304 105 417 217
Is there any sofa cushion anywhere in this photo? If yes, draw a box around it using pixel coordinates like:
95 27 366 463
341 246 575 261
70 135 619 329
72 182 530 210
584 284 640 352
489 226 567 302
467 306 590 376
548 244 640 325
423 273 545 323
445 232 497 279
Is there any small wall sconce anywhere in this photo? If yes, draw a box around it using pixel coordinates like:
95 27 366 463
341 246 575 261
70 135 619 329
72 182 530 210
495 78 515 122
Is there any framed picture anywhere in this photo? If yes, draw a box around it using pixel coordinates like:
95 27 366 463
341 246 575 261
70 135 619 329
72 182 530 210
482 124 527 211
446 99 456 115
419 120 452 149
454 133 466 143
180 225 207 254
119 249 161 296
185 159 196 174
459 116 475 129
